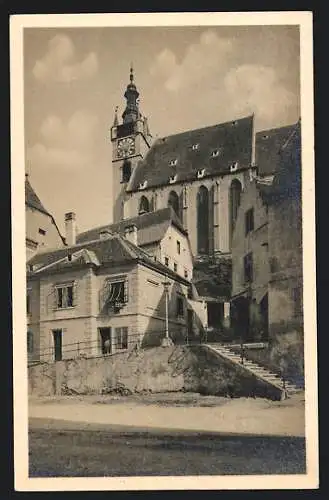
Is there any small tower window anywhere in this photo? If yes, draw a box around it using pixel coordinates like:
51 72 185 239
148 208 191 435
121 160 132 183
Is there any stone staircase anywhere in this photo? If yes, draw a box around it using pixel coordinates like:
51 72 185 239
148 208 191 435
205 343 301 398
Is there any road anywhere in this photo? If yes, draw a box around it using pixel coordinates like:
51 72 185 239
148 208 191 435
29 417 306 477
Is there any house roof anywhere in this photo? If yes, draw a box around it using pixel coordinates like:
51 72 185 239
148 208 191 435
25 176 51 216
27 233 190 284
77 207 187 245
255 123 297 176
127 115 254 192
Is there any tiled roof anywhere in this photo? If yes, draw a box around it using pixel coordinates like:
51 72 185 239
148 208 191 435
27 233 189 284
77 207 187 245
25 176 51 216
127 115 254 192
256 123 297 176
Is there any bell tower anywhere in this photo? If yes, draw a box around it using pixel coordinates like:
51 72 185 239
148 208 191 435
110 65 152 223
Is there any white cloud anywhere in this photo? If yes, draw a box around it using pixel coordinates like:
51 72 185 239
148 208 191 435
224 64 298 126
150 29 234 92
27 110 99 169
32 34 98 83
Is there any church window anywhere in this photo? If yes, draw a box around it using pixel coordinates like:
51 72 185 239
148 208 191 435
139 195 150 214
245 208 254 235
121 160 132 183
229 179 242 244
169 159 178 166
244 253 253 283
176 296 184 317
168 190 182 220
197 185 209 255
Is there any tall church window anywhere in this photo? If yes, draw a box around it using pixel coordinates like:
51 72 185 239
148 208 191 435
139 195 150 214
197 185 209 255
121 160 132 183
229 179 242 244
168 190 182 220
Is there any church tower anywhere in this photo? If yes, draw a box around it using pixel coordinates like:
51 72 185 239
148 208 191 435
110 66 152 222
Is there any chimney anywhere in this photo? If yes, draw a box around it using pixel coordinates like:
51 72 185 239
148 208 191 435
99 230 112 240
65 212 77 246
124 224 138 246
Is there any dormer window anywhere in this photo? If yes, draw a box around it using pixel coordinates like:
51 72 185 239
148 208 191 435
230 162 239 172
211 149 221 158
138 180 148 190
197 168 205 179
169 174 177 184
169 159 177 167
192 143 199 151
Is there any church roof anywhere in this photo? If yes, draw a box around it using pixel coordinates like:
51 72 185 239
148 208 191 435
25 176 51 216
255 123 297 176
127 115 254 192
27 233 189 284
77 207 187 246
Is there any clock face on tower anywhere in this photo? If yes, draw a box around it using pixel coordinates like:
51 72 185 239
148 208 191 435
117 137 135 158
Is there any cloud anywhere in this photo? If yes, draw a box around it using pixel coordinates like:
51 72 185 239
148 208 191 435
224 64 298 126
27 110 99 169
32 34 98 83
150 29 234 92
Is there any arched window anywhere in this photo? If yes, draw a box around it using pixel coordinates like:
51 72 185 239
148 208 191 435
168 190 181 220
150 193 157 212
139 195 150 215
27 330 33 354
229 179 242 243
121 160 132 183
197 185 209 255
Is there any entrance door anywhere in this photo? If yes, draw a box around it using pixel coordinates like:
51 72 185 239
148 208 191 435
99 327 112 355
52 329 62 361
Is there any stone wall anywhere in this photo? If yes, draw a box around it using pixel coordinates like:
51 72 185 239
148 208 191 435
28 345 284 400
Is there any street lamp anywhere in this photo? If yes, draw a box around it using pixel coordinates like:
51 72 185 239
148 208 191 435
161 278 174 347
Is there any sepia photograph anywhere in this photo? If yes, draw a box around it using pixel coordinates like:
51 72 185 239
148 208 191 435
10 12 317 491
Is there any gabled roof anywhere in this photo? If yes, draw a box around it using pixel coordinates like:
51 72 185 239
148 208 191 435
127 115 254 192
77 207 187 245
25 176 51 216
256 123 298 176
27 233 190 284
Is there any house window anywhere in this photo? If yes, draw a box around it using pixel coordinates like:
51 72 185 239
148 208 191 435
184 269 188 279
55 283 75 309
244 253 253 283
245 208 254 235
105 280 128 307
176 296 184 317
27 330 33 354
27 291 31 314
174 262 178 272
292 287 303 317
165 257 169 267
177 241 181 254
38 228 46 236
115 327 128 350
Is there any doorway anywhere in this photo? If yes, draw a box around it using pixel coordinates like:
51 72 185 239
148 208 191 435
260 293 269 340
99 327 112 355
187 309 194 342
52 329 62 361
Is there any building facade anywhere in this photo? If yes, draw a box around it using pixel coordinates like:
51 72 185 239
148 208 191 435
27 229 206 363
25 174 65 259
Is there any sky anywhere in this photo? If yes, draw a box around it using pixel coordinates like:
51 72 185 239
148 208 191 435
24 25 300 235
